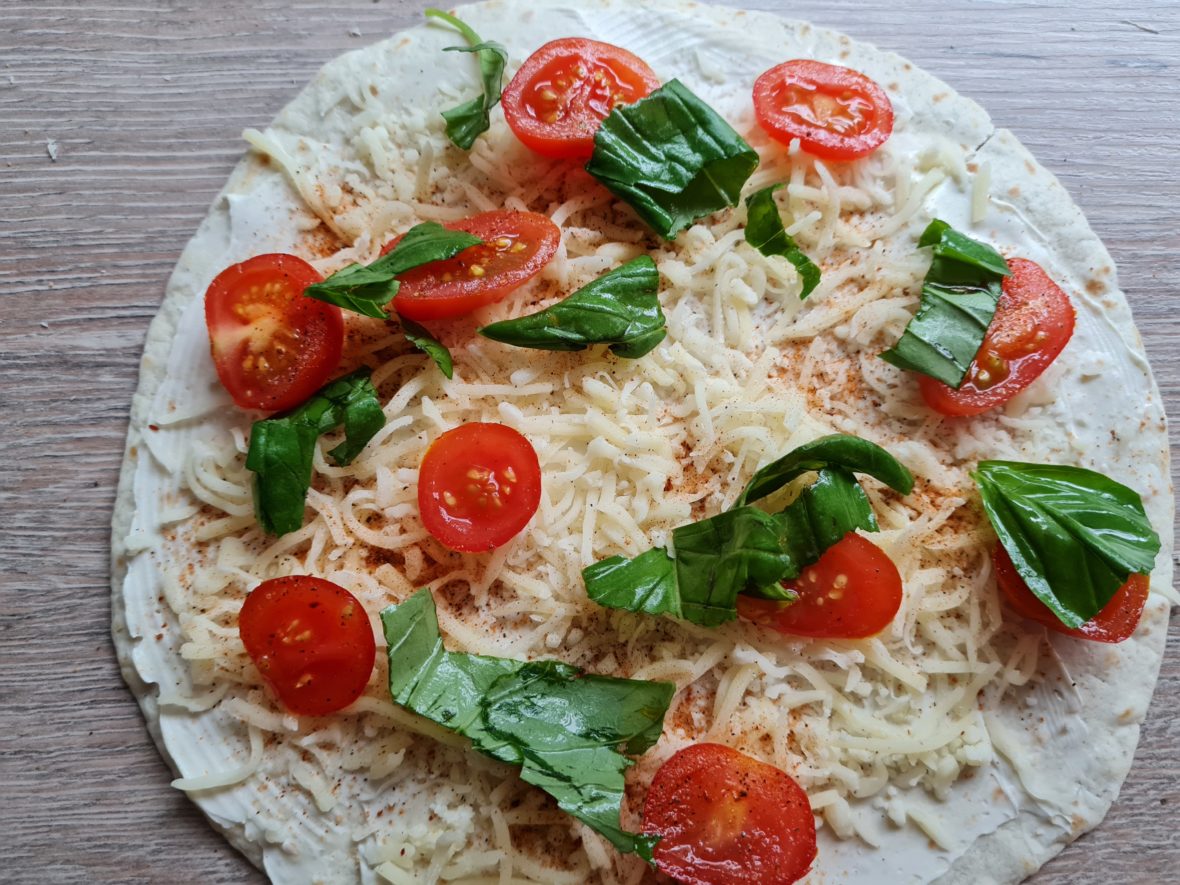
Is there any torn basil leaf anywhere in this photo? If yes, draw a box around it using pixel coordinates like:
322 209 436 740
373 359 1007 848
478 256 666 358
744 184 821 299
382 589 672 861
425 8 507 150
246 368 385 535
735 433 915 508
879 219 1010 388
585 80 759 240
584 434 913 625
305 222 482 318
401 318 454 379
973 461 1160 628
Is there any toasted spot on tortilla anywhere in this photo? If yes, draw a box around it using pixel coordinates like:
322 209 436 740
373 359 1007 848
1008 185 1021 198
1086 278 1107 296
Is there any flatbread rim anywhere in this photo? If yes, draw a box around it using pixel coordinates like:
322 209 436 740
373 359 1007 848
109 1 1175 881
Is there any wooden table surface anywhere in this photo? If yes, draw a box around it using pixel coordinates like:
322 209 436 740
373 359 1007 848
2 1 1177 882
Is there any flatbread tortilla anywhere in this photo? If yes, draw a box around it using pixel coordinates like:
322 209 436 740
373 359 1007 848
111 1 1174 882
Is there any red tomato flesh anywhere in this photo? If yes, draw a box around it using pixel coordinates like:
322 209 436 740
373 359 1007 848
417 422 542 553
643 743 817 885
920 258 1076 417
753 59 894 161
993 544 1147 643
383 210 559 321
502 38 660 160
238 576 376 716
737 533 903 639
204 253 343 412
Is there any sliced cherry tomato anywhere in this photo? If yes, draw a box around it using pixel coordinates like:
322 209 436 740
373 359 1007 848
501 38 660 160
417 422 542 552
993 544 1148 643
737 533 903 639
643 743 817 885
920 258 1076 417
382 211 559 322
204 253 343 412
238 576 376 716
753 59 894 161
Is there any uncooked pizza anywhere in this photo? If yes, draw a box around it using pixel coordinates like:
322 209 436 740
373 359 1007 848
111 1 1174 883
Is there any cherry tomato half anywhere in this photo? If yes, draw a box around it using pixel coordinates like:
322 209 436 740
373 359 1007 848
238 576 376 716
501 38 661 160
737 533 903 639
993 544 1148 643
753 59 894 161
204 254 344 412
919 258 1076 417
417 422 542 552
643 743 817 885
382 211 560 322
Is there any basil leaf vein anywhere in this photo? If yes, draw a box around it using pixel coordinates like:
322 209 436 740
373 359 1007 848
973 460 1160 628
584 434 912 625
425 8 507 150
382 589 673 861
304 222 482 318
585 80 759 240
744 184 821 299
478 256 666 358
879 219 1010 388
245 368 385 535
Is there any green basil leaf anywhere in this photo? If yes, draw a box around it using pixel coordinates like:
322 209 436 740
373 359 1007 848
879 219 1010 388
585 434 909 624
670 507 797 623
747 468 874 599
582 548 679 618
973 461 1160 628
381 589 673 862
245 368 384 535
425 8 507 150
305 222 482 318
483 668 671 860
735 433 914 509
585 80 759 240
744 184 821 299
401 318 454 378
478 256 666 358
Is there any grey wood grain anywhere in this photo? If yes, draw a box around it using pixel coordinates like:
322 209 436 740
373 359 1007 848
1 1 1176 882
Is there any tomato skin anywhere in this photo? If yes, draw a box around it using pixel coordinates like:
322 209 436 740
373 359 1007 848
643 743 817 885
501 38 660 160
993 544 1148 643
737 533 903 639
753 60 894 161
383 211 560 321
920 258 1076 417
238 576 376 716
204 254 343 412
417 423 542 553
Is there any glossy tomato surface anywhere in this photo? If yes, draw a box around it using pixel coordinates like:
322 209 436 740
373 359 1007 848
920 258 1076 416
238 576 376 716
502 38 660 159
643 743 817 885
737 533 903 639
753 59 893 161
204 253 343 412
383 211 559 321
993 544 1148 643
417 422 542 552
